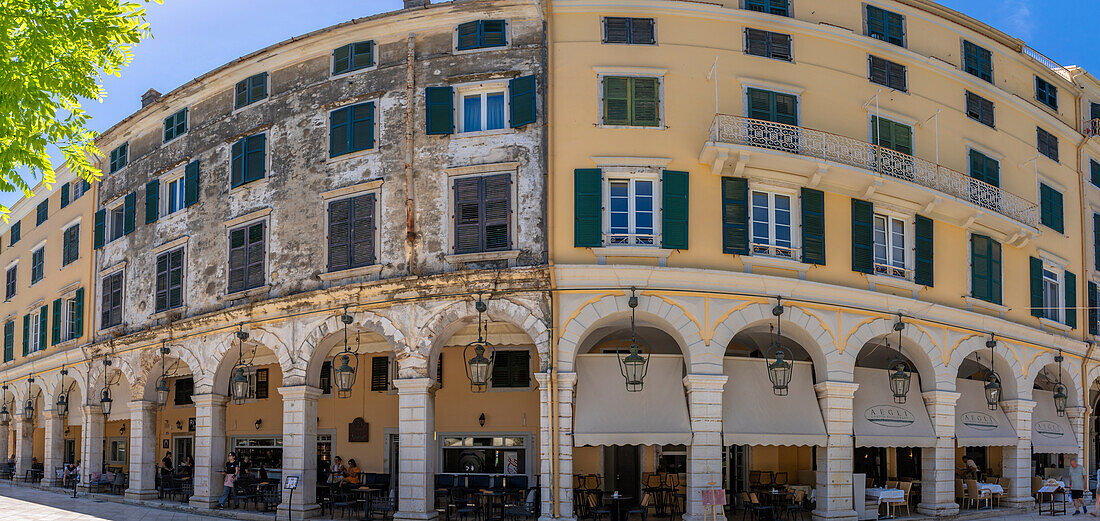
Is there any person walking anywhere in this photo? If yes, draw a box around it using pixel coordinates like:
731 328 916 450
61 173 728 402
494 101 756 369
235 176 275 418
1068 458 1088 515
1092 466 1100 516
217 452 239 509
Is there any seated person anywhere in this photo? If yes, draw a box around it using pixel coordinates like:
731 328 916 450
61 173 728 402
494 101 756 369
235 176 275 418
339 459 361 491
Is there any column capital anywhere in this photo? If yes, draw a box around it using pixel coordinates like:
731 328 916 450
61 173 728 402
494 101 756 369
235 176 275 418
129 399 158 412
81 404 104 416
392 377 437 394
277 385 323 401
814 380 859 399
683 373 727 391
921 390 961 407
1066 406 1088 420
41 410 62 421
1000 398 1037 414
534 372 577 390
190 392 229 408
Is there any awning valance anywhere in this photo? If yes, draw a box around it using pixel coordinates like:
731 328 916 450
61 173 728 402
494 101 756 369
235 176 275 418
954 378 1018 447
574 354 691 446
852 367 937 448
721 357 827 446
1031 389 1078 454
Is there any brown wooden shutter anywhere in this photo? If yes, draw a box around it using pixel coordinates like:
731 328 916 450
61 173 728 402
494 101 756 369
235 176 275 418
228 227 247 293
255 368 269 399
327 198 351 272
454 177 482 254
351 193 376 266
483 174 511 251
745 28 768 57
370 356 390 391
246 223 265 289
869 55 889 86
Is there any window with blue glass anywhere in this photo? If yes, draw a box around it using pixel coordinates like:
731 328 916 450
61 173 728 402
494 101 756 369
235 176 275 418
459 86 507 133
164 174 186 216
1036 77 1058 110
456 20 507 51
109 143 128 174
606 178 656 247
865 5 904 46
744 0 788 16
751 190 793 258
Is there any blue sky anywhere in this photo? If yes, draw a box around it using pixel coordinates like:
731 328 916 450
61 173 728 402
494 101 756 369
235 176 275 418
8 0 1097 208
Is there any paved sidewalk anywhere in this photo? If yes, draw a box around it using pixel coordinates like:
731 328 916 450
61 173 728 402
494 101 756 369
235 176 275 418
0 483 228 521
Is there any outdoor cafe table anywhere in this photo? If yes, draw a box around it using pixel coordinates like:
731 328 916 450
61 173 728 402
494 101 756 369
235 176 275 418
1038 482 1067 516
977 483 1003 495
355 486 383 520
480 489 508 521
866 488 904 519
607 494 632 521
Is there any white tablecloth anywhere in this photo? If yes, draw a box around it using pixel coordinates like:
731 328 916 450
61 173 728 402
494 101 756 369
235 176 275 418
977 483 1003 495
866 488 904 504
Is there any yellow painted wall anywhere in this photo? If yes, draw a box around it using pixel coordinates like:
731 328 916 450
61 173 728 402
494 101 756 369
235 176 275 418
750 446 813 482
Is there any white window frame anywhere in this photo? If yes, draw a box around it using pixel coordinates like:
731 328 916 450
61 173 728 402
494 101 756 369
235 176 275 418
29 244 45 285
747 183 799 259
161 166 187 217
872 212 912 280
108 437 127 465
107 200 126 243
1041 261 1064 323
594 67 667 129
71 179 89 201
61 295 77 342
455 81 510 135
29 311 41 352
602 168 661 248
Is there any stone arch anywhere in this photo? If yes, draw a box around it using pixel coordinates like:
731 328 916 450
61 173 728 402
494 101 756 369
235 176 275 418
414 297 550 377
43 367 87 406
207 325 293 393
841 317 952 391
557 292 712 374
710 302 836 381
299 310 407 387
946 335 1024 401
135 343 201 403
1026 350 1082 407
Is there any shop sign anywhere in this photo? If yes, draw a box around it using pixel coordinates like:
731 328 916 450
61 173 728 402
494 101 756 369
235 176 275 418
864 405 915 428
1035 420 1066 439
960 411 998 431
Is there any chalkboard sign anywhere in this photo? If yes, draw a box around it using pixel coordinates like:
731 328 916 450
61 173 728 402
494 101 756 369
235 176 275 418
349 417 369 442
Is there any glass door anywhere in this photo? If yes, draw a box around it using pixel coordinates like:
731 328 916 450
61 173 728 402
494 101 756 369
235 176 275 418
173 436 193 467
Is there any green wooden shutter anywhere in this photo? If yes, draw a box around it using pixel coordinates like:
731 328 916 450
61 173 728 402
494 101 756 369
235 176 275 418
850 199 874 273
231 139 245 187
1065 270 1077 329
914 215 934 287
1095 213 1100 271
480 20 506 47
1090 281 1098 335
509 75 536 128
970 235 1001 304
60 183 70 208
145 179 160 224
21 315 28 356
351 102 374 151
333 44 351 75
184 161 199 207
661 170 689 250
1029 256 1044 318
38 307 46 350
330 106 349 157
3 322 11 362
457 21 480 50
73 288 84 338
244 134 266 183
426 86 454 135
631 77 660 127
51 299 61 345
93 209 105 249
800 187 825 265
721 177 749 255
123 192 136 235
574 169 603 248
603 77 630 126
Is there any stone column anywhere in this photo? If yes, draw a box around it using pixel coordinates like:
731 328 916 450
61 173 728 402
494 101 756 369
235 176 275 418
277 385 322 520
13 411 34 479
1067 406 1088 466
1001 399 1036 508
683 374 728 521
0 420 10 464
394 377 437 521
814 381 860 521
535 372 578 521
80 404 105 487
43 409 65 483
190 393 227 508
918 390 960 516
125 400 158 500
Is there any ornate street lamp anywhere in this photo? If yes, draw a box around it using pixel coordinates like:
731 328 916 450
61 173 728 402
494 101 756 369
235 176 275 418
464 297 495 393
984 336 1002 411
887 316 912 404
1053 351 1068 416
230 327 254 406
0 384 11 424
155 342 175 408
55 368 70 418
332 310 359 398
616 289 651 393
100 359 121 416
764 299 792 396
23 377 37 420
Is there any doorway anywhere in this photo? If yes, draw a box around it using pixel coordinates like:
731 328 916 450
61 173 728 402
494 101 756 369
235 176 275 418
64 439 76 465
388 434 400 491
604 445 641 498
173 435 194 467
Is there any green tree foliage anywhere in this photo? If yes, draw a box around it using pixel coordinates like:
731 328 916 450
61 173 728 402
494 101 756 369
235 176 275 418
0 0 157 215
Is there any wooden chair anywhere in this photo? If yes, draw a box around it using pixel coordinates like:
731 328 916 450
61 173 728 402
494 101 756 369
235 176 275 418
740 492 752 520
628 492 652 521
785 490 808 521
885 480 898 489
772 472 788 486
585 492 610 521
965 479 990 510
866 476 875 488
888 482 911 516
992 479 1008 507
954 478 965 505
746 493 773 521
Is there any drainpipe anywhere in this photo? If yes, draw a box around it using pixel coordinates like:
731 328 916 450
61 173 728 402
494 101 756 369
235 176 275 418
1070 74 1093 469
540 0 560 516
404 33 419 275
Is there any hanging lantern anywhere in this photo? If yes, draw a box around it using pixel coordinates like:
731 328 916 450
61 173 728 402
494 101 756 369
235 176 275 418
55 393 68 418
984 337 1001 410
616 290 651 392
887 317 912 404
1053 352 1068 416
23 398 34 419
764 301 792 396
332 312 358 398
100 388 113 416
155 377 170 407
0 403 10 424
230 328 253 405
464 298 495 393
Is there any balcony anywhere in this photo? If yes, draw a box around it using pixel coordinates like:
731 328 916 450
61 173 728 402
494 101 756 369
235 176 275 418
700 115 1039 233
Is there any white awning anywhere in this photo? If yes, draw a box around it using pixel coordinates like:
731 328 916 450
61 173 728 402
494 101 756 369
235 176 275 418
852 367 937 448
1031 389 1078 454
574 354 691 446
721 357 827 446
954 378 1019 447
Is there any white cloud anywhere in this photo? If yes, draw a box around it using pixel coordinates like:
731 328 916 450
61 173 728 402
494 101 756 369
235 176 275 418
1000 0 1034 40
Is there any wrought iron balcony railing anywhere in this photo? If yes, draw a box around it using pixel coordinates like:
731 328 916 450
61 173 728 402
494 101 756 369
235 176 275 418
707 115 1039 228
